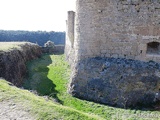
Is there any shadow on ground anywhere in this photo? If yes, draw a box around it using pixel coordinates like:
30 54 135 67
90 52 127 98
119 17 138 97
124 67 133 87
23 54 63 104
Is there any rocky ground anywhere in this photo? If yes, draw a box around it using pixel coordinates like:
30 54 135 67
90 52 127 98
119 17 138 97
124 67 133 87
0 100 33 120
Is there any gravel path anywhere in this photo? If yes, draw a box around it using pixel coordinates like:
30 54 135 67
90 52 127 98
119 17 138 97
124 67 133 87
0 101 34 120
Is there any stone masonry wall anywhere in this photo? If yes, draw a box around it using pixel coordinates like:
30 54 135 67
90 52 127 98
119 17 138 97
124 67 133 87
74 0 160 62
65 11 75 64
66 0 160 109
69 57 160 108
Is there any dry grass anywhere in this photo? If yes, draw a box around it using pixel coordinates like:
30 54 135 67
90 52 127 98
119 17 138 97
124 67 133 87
0 42 27 51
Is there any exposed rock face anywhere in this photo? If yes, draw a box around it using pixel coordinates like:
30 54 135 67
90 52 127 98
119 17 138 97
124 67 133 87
69 57 160 108
42 41 55 53
0 43 42 86
42 40 64 54
44 40 55 48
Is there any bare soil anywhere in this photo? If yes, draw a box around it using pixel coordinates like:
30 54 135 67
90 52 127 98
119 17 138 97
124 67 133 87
0 101 34 120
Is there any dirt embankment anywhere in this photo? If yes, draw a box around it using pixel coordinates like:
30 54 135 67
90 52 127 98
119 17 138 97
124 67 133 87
0 42 42 86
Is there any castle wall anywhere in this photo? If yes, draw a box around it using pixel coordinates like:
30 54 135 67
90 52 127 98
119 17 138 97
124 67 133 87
68 0 160 109
65 11 75 64
75 0 160 62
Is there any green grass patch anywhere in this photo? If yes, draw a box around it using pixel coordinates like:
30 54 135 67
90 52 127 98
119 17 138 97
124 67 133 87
23 54 160 120
0 79 104 120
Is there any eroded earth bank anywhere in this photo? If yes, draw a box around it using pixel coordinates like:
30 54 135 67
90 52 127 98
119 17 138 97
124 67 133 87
0 42 42 86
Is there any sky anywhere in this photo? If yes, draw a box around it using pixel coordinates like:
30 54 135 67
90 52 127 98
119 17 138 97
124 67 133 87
0 0 76 32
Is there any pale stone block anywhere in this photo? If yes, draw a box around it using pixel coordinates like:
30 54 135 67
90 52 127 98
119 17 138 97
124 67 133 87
101 50 107 54
111 54 119 58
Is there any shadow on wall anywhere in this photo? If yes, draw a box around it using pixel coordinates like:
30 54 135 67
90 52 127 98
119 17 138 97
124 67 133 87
23 54 63 104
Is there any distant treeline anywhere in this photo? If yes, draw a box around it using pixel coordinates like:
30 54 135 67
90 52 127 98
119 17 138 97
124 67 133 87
0 30 65 46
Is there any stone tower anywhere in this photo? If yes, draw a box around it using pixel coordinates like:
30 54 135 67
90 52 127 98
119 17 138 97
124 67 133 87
65 0 160 108
66 0 160 62
65 11 75 63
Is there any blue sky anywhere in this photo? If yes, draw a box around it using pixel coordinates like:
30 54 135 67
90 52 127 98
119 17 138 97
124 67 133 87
0 0 76 31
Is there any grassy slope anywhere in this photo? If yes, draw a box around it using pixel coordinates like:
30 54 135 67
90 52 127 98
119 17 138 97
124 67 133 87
0 79 103 120
23 54 160 120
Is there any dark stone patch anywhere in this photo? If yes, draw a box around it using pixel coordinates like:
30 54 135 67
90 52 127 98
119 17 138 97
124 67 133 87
69 57 160 109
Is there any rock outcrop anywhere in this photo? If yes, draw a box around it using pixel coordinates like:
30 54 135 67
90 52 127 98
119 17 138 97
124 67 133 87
0 42 42 86
42 41 64 54
69 57 160 108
